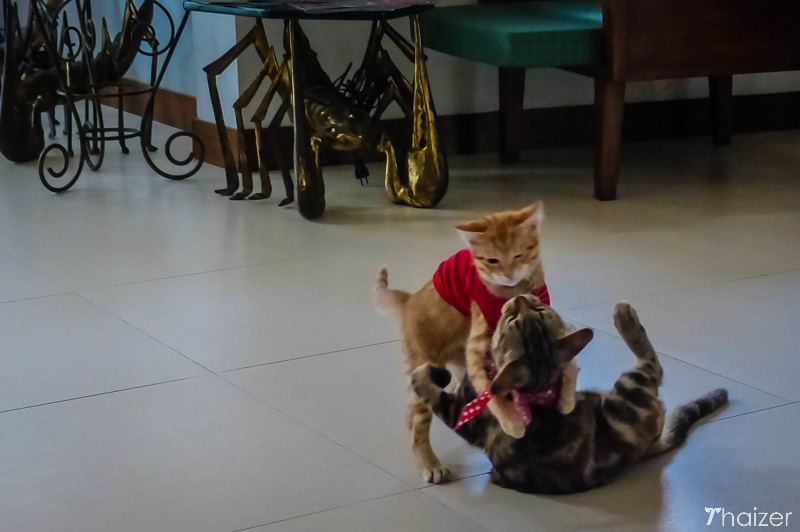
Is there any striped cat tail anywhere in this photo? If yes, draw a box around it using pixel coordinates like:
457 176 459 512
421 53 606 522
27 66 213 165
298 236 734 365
647 389 728 456
374 267 411 317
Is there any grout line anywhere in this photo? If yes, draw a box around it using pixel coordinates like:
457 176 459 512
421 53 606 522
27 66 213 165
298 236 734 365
215 373 417 492
698 401 799 426
220 339 401 373
657 353 791 403
76 248 354 293
0 375 206 415
227 491 419 532
416 489 494 532
0 251 73 304
74 292 216 375
0 290 73 306
563 316 794 403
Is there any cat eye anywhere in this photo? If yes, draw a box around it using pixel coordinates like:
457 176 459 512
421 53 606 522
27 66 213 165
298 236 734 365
514 254 522 259
486 258 500 264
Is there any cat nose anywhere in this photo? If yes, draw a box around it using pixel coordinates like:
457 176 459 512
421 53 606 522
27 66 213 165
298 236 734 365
519 295 537 310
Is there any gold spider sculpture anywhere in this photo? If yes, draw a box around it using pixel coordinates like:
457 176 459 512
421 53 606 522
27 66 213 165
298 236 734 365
204 16 448 220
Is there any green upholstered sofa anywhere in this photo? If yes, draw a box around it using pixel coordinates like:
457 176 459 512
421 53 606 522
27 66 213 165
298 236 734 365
420 0 800 200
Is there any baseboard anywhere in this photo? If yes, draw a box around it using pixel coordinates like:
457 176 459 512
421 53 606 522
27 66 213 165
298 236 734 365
103 79 198 134
191 118 241 170
116 81 800 170
195 90 800 171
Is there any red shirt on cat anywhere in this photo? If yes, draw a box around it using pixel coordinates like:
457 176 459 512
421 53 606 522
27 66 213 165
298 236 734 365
433 249 551 332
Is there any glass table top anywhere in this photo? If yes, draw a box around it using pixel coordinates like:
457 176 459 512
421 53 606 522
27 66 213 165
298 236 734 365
183 0 433 20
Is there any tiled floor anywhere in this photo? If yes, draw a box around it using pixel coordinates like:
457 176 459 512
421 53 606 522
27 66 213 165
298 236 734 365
1 120 799 532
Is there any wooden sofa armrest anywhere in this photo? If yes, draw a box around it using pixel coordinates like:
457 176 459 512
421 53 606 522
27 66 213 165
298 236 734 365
604 0 800 81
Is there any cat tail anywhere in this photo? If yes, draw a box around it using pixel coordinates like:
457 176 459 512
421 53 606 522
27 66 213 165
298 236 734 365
647 389 728 457
374 267 410 318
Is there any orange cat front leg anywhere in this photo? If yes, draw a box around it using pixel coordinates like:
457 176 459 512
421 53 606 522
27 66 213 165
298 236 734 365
467 304 527 438
558 360 580 415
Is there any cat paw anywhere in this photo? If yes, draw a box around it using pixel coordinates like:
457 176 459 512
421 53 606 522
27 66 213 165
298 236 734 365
557 397 577 415
558 364 579 414
614 301 642 334
558 380 577 414
499 417 527 439
411 364 439 402
421 465 452 484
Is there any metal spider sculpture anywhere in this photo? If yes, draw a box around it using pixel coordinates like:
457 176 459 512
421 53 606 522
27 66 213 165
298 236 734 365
205 16 448 220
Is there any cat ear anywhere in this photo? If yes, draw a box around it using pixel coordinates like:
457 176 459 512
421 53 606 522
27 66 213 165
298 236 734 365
491 359 531 396
556 328 594 362
515 201 545 229
456 219 488 244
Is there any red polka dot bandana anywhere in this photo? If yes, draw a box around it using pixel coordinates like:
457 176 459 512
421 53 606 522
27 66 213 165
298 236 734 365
454 382 560 431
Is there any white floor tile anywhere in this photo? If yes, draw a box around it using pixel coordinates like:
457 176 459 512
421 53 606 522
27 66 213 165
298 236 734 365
0 293 208 412
564 270 800 401
572 327 788 420
0 376 409 532
0 187 360 291
81 249 432 372
247 491 489 532
643 190 800 257
0 250 67 303
544 223 800 311
224 342 492 488
0 147 360 292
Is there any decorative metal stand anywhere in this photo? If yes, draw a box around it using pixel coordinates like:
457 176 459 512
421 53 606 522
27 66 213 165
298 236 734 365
1 0 204 192
189 0 447 220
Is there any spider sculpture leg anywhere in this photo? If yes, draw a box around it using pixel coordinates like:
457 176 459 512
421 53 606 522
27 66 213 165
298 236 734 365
250 59 293 203
362 18 447 208
230 48 285 201
203 21 272 196
250 57 294 205
386 16 448 208
252 93 294 204
267 101 296 207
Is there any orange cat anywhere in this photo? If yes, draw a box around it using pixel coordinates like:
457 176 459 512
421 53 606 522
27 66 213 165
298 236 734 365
374 203 550 483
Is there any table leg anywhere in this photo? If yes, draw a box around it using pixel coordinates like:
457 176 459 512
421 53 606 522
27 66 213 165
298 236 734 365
289 19 326 220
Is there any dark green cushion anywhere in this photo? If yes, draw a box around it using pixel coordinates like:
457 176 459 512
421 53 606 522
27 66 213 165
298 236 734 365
420 2 602 68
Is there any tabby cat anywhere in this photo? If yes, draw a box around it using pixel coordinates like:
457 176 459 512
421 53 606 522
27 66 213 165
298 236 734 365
374 203 550 483
411 297 729 494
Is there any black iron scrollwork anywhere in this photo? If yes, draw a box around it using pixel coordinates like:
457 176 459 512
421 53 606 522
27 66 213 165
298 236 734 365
0 0 204 191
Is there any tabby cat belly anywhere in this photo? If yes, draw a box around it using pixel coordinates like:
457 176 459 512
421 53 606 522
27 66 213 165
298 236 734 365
489 394 633 494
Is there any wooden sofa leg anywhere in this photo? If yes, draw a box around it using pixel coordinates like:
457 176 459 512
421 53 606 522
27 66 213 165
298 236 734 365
499 67 525 163
593 78 625 201
709 75 733 146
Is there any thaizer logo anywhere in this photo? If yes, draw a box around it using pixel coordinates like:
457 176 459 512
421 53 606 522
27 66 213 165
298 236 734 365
705 508 793 527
